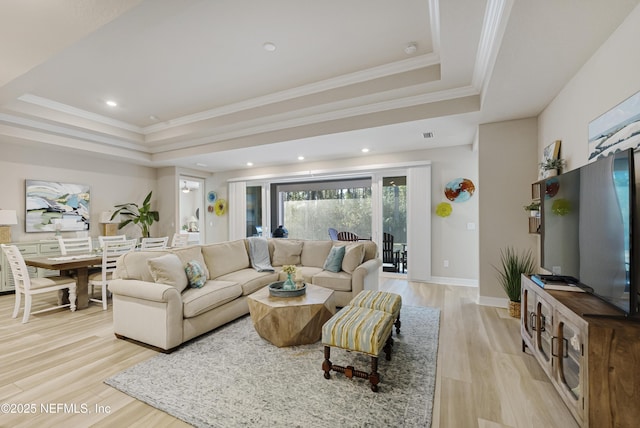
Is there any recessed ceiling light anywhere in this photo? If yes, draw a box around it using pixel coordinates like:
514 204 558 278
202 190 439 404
195 162 207 167
247 162 254 166
105 100 117 107
263 42 276 52
297 156 304 161
361 148 370 153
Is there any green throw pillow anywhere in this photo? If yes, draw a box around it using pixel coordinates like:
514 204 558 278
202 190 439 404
185 260 206 288
323 245 345 273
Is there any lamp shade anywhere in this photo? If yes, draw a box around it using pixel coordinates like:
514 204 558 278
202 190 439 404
0 210 18 225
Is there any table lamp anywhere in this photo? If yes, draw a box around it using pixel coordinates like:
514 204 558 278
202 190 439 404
100 211 120 236
0 210 18 244
188 216 198 232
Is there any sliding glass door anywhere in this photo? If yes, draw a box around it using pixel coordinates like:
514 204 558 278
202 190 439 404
271 178 372 240
382 175 407 274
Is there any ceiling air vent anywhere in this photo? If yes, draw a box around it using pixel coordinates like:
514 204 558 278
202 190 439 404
422 132 434 139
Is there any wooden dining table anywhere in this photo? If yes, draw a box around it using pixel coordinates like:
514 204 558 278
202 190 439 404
23 254 102 309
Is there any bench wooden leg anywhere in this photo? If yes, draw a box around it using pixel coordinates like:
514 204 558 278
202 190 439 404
369 356 379 392
395 312 401 334
383 335 394 361
322 346 332 379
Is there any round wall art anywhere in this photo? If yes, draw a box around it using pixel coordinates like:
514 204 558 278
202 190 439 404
436 202 452 217
545 177 559 199
207 191 217 203
214 198 228 216
444 178 475 202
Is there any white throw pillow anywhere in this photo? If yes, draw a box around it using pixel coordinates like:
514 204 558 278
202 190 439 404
147 253 189 292
342 243 365 273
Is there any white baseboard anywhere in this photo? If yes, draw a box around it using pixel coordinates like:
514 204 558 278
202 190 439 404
478 295 509 308
426 276 478 287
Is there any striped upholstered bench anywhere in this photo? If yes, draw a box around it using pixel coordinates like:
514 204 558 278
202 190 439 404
321 305 395 392
349 290 402 335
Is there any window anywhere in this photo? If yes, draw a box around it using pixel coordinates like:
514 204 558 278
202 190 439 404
271 178 372 240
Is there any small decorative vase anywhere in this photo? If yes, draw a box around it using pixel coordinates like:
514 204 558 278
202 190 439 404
283 273 296 291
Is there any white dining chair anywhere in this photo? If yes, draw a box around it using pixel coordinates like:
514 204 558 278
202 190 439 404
171 233 189 248
98 235 126 248
57 236 93 255
88 238 137 310
1 244 77 323
140 236 168 250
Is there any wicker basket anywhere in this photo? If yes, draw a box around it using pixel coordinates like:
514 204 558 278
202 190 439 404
508 301 521 318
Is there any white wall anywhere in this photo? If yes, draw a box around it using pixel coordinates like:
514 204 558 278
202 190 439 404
539 4 640 166
0 141 157 241
207 144 479 284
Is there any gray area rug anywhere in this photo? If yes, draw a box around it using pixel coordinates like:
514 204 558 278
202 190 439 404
105 305 440 427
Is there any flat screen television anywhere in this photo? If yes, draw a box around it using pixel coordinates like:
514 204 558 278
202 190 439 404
540 148 639 316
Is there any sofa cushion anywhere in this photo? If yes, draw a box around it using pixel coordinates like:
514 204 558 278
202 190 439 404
361 240 378 262
301 240 333 268
341 243 365 274
185 260 207 288
271 240 303 266
202 240 250 279
147 253 189 292
217 268 277 295
312 270 352 292
114 250 171 282
323 245 345 272
182 280 243 318
171 246 210 279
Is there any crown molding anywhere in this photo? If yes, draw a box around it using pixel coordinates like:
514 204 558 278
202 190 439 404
472 0 514 96
148 85 479 154
17 94 144 133
142 53 441 134
0 112 148 152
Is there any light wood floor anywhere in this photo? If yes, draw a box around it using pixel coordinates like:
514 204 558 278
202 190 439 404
0 279 578 427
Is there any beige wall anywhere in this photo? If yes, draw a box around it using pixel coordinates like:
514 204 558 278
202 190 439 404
208 144 479 284
539 4 640 166
478 118 539 305
0 141 157 241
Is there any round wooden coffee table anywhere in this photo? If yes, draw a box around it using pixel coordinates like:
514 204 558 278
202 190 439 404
247 283 336 347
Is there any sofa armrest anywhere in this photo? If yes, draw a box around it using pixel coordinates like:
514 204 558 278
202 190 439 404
109 279 184 351
108 279 181 303
352 258 382 295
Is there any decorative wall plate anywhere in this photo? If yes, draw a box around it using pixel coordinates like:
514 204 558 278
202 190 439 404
435 202 452 217
207 191 217 203
214 198 227 216
444 178 475 202
545 177 559 199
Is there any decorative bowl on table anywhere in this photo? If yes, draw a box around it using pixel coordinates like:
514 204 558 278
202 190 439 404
268 281 306 297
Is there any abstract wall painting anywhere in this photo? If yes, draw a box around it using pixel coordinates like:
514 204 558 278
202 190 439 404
25 180 90 232
588 90 640 162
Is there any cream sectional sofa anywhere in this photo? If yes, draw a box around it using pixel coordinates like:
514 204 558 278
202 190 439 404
108 238 381 351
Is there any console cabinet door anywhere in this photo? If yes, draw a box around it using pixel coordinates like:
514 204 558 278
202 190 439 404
521 285 536 349
554 307 586 425
535 295 554 377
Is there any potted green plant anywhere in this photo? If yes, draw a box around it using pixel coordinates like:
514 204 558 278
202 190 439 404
539 158 566 177
523 201 540 217
111 191 159 238
494 247 536 318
